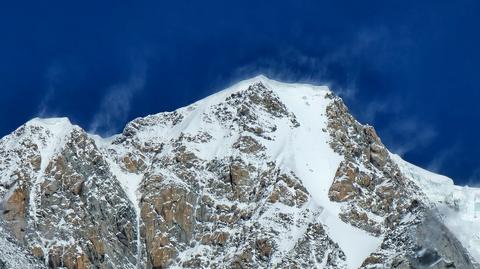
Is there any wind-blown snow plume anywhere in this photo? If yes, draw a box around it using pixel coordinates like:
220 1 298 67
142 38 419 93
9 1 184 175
89 63 147 136
37 63 64 117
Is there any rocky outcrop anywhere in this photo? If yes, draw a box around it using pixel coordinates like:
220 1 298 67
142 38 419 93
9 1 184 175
325 94 479 268
109 82 348 268
326 95 421 237
0 122 139 268
140 182 197 268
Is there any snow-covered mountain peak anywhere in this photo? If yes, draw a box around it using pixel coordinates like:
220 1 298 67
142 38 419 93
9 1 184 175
159 75 331 118
1 76 479 269
25 117 74 129
222 74 330 94
0 116 80 187
118 76 331 139
3 117 81 155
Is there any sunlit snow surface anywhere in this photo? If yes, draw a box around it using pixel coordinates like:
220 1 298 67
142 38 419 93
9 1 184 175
23 118 76 225
261 78 383 268
392 154 480 263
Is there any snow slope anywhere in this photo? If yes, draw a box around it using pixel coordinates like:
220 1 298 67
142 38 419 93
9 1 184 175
392 153 480 263
259 77 382 268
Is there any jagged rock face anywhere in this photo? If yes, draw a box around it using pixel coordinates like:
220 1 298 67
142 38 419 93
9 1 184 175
115 82 346 268
31 129 138 268
0 76 478 269
325 95 478 268
326 95 423 236
0 122 138 268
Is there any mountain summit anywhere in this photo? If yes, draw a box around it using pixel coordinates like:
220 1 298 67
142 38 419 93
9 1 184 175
0 76 479 268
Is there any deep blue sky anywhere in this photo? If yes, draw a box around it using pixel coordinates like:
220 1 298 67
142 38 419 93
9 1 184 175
1 1 479 184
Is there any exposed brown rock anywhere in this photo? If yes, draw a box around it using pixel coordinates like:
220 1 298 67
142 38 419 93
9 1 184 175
76 254 91 269
2 187 27 239
31 245 44 258
256 238 273 259
30 155 41 172
150 246 176 269
141 183 197 267
231 248 253 269
229 162 251 200
361 254 383 267
47 244 89 269
122 153 146 173
201 231 230 246
233 136 265 154
329 180 356 202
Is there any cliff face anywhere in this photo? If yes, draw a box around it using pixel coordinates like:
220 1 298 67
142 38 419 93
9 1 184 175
0 76 478 269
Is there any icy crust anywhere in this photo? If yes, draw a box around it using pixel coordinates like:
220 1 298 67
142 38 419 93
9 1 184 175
392 154 480 263
391 153 455 204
